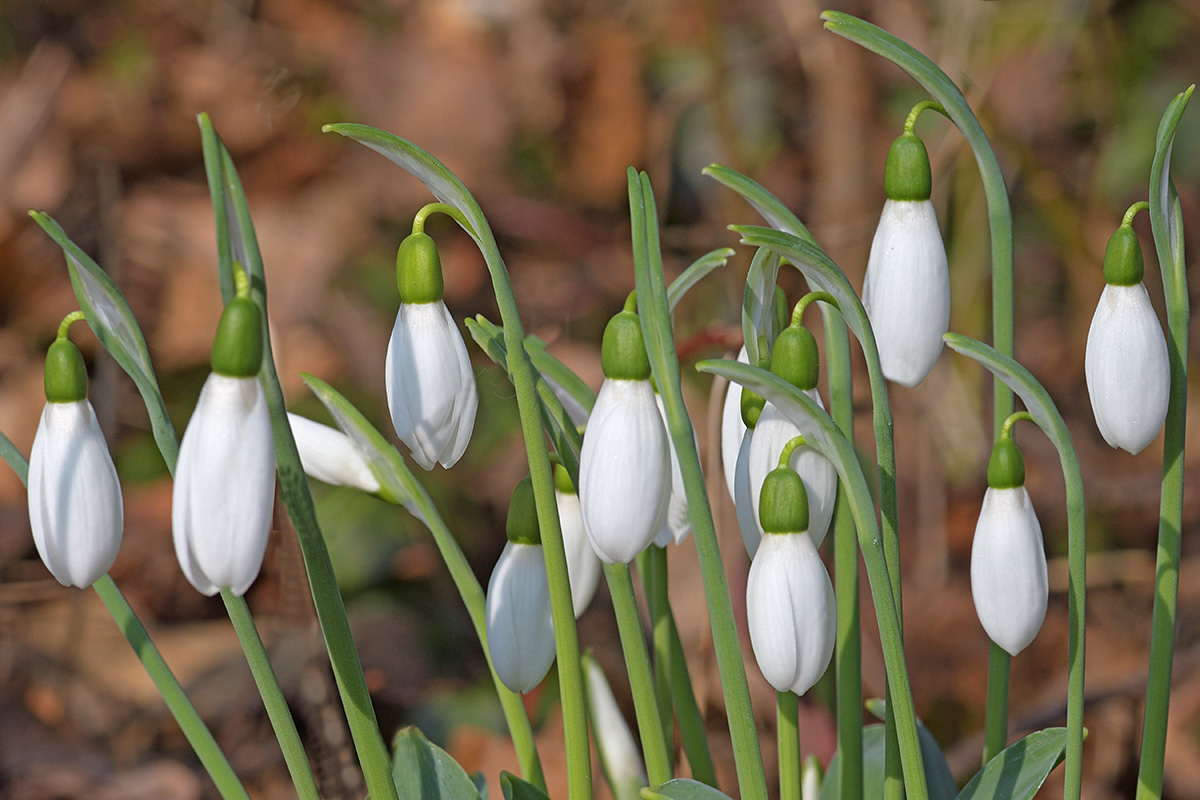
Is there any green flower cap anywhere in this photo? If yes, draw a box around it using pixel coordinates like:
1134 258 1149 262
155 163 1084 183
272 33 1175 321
986 435 1026 489
1102 224 1144 286
44 337 88 403
554 463 576 494
883 132 933 202
770 325 819 391
601 309 652 380
759 466 809 534
210 296 264 378
506 476 541 545
741 385 765 428
396 232 445 304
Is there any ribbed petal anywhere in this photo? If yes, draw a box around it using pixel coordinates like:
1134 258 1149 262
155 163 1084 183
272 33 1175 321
862 199 950 387
720 346 750 503
288 413 380 493
485 542 556 693
970 486 1048 656
28 400 123 588
556 490 601 617
579 379 670 564
746 532 836 696
172 374 276 596
1084 282 1170 454
747 394 835 548
385 301 478 470
654 394 695 546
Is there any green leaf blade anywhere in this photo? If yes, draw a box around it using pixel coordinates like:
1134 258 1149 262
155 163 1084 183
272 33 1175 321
391 726 482 800
501 772 552 800
641 778 735 799
956 728 1067 800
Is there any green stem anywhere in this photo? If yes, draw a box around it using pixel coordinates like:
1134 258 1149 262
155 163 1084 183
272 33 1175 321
411 202 469 235
93 576 251 800
220 591 322 800
1123 201 1150 228
642 546 677 770
777 691 801 800
630 170 768 800
821 300 862 800
903 100 948 133
666 611 718 787
605 563 673 786
982 642 1010 763
1136 85 1193 800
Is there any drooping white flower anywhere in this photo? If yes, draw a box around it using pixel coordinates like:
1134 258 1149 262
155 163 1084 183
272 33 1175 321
486 540 556 693
287 413 380 493
653 393 695 547
28 317 123 589
386 231 477 470
970 485 1048 656
584 655 646 797
1084 282 1169 455
720 346 750 504
578 305 670 564
862 198 950 388
554 466 601 617
173 374 276 596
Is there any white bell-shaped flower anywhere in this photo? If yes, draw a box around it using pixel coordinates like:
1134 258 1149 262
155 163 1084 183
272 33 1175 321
554 466 601 617
579 306 670 564
970 434 1048 656
746 468 836 696
386 232 477 470
862 131 949 388
653 394 695 547
1083 223 1169 455
486 477 556 693
288 413 380 493
28 323 123 588
173 288 276 597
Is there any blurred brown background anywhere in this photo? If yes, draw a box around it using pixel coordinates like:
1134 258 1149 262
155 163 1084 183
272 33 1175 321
1 0 1199 798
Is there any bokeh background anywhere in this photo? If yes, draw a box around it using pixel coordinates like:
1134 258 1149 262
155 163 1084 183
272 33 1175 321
1 0 1199 798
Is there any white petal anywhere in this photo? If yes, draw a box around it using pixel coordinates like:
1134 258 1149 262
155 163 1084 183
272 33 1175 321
584 657 646 794
579 379 671 564
655 394 696 546
485 542 556 693
385 302 478 470
862 199 950 387
734 433 761 558
28 400 123 588
746 532 836 695
1084 283 1170 454
172 374 276 596
288 413 380 493
970 486 1048 656
747 395 835 548
556 490 601 617
720 346 750 503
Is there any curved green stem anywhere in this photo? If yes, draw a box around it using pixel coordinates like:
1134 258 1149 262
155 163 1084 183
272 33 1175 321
777 691 801 800
605 563 673 786
221 591 322 800
904 100 949 133
94 576 251 800
57 310 86 340
1136 84 1193 800
412 202 470 235
1123 201 1150 228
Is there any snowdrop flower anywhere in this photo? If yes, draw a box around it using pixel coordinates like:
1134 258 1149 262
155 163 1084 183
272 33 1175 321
173 277 275 596
862 127 949 387
971 431 1048 656
579 301 670 564
583 654 646 798
386 231 477 470
1084 216 1169 455
746 466 835 696
486 477 556 693
27 313 122 588
554 465 601 617
288 413 380 494
653 393 696 547
746 323 835 556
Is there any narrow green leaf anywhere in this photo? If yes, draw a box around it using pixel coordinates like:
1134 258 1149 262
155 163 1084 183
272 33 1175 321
820 724 956 800
391 726 482 800
1149 85 1191 287
0 428 29 484
667 247 736 313
641 779 735 799
525 336 595 420
198 113 236 299
501 772 552 800
701 165 814 243
956 728 1067 800
471 772 489 800
29 210 180 472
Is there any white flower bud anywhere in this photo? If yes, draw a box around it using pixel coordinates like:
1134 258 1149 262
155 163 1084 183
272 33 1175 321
1084 282 1169 454
970 486 1048 656
556 488 601 617
584 656 646 797
28 400 123 588
287 413 380 493
862 199 950 387
173 374 276 596
485 541 556 693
